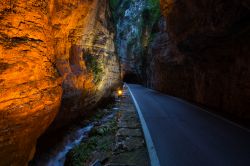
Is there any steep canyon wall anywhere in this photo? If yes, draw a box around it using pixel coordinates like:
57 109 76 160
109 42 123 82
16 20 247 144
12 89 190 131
147 0 250 121
0 0 120 165
111 0 160 82
50 0 121 129
113 0 250 121
0 0 62 165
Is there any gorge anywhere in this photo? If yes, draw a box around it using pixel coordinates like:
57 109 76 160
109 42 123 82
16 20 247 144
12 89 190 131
0 0 250 165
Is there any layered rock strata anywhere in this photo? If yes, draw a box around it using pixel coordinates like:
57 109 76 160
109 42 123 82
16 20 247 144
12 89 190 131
0 0 62 165
51 0 120 129
0 0 120 165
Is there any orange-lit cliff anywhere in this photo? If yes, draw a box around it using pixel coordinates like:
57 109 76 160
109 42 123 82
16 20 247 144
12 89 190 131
1 0 250 165
0 0 120 165
0 0 62 165
49 0 120 129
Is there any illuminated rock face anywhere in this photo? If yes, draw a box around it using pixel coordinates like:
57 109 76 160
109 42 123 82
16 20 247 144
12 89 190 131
148 0 250 119
0 0 120 165
0 0 62 165
51 0 120 129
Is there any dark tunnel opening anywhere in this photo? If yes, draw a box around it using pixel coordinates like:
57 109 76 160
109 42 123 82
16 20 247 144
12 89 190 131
123 72 141 84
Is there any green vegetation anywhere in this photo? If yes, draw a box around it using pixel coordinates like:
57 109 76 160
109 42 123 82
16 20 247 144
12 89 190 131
66 119 118 166
68 136 113 165
110 0 131 23
84 53 103 84
109 0 120 9
110 0 161 81
68 137 98 165
89 119 117 136
145 0 161 25
143 0 161 41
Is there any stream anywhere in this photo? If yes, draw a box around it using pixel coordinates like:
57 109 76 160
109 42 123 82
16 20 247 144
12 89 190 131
47 124 94 166
31 99 120 166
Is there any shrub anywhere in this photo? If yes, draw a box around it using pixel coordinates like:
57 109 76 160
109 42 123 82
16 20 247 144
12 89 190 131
84 53 103 84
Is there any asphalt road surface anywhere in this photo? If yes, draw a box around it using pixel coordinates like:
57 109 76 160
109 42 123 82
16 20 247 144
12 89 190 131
127 84 250 166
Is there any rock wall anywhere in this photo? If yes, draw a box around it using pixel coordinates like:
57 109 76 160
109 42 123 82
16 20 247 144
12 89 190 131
147 0 250 120
50 0 121 129
111 0 160 82
0 0 120 165
0 0 62 165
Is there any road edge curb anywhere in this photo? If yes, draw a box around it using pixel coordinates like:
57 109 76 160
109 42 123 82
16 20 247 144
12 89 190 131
126 84 161 166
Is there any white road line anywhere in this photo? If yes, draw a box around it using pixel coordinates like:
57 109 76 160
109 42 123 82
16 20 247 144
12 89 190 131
157 92 250 133
126 84 161 166
142 84 250 132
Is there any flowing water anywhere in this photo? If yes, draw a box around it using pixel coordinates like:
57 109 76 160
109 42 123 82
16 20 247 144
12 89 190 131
31 102 119 166
47 124 94 166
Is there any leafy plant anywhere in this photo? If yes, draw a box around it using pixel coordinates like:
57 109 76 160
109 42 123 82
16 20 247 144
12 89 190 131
69 137 99 165
84 53 103 84
144 0 161 28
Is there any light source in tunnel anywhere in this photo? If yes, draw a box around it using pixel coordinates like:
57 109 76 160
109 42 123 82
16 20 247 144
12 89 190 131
117 89 123 96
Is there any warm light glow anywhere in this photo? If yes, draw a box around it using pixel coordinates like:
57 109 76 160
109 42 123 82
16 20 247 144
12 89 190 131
118 90 123 96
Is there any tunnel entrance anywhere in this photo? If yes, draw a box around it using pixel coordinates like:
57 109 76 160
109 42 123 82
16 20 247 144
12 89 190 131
123 72 141 84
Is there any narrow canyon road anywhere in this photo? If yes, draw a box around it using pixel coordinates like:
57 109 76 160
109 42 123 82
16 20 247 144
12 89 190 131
127 84 250 166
